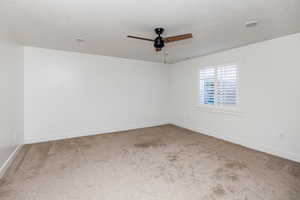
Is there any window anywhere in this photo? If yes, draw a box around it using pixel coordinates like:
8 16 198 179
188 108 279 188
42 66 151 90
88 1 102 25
199 65 238 107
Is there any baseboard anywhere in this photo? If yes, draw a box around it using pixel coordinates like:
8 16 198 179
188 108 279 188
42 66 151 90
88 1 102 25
172 122 300 163
22 122 300 163
24 122 170 144
0 145 23 179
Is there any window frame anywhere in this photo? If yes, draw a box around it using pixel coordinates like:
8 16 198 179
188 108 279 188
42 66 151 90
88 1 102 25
197 63 240 112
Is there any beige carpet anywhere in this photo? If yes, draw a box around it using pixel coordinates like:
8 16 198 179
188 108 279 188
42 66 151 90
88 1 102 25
0 125 300 200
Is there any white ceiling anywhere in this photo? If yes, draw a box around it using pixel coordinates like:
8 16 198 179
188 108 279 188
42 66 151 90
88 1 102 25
1 0 300 63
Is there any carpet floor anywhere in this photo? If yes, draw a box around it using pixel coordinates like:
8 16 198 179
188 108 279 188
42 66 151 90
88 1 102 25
0 125 299 200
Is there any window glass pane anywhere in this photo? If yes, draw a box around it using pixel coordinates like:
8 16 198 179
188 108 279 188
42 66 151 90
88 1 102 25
203 79 215 104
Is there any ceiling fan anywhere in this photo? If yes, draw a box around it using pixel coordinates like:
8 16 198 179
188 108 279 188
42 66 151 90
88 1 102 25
127 28 193 52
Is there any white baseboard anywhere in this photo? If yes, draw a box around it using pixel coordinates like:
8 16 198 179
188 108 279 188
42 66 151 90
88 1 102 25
172 122 300 163
22 122 300 163
24 122 170 144
0 145 23 179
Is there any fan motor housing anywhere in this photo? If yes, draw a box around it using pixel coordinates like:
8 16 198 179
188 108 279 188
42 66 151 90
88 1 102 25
154 36 164 49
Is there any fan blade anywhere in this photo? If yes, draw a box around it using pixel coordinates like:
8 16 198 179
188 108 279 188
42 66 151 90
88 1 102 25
163 33 193 43
127 35 154 42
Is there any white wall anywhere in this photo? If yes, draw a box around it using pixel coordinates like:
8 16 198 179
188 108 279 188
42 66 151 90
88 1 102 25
170 33 300 162
0 30 24 173
24 47 169 143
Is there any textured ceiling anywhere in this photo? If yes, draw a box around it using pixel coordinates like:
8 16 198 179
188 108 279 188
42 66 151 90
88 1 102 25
1 0 300 63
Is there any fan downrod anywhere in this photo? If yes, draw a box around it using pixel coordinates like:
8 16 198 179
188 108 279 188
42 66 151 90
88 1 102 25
155 28 164 35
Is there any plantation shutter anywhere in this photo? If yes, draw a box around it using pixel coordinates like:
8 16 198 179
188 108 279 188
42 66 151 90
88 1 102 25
215 65 237 106
199 65 237 107
199 68 215 105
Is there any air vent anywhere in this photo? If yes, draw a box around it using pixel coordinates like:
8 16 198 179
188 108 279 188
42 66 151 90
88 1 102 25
245 21 259 28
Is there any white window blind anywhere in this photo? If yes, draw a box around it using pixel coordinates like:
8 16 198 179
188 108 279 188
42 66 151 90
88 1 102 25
199 65 237 107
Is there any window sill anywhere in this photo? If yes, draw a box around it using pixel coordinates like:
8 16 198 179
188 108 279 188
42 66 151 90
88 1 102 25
195 105 244 116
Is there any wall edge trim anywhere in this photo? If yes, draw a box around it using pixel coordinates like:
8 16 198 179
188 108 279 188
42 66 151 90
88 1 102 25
0 145 23 179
